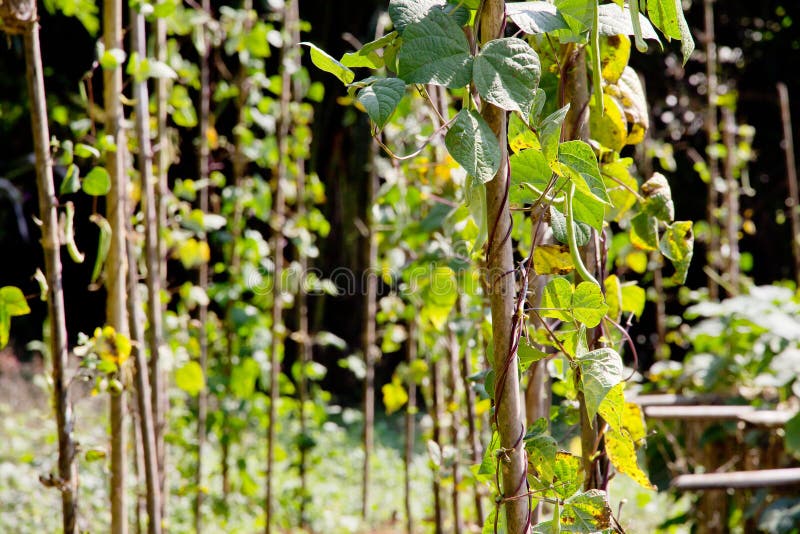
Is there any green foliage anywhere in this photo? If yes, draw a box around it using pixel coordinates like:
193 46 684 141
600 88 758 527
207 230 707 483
0 287 30 349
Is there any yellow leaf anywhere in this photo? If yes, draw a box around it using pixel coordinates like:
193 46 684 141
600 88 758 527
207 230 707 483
533 244 575 275
606 427 656 490
598 383 625 434
382 377 408 415
590 93 627 152
622 402 647 443
600 34 631 84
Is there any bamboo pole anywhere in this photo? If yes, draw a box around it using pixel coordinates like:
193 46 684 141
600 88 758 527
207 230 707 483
153 16 170 520
266 1 292 530
478 1 530 530
404 320 417 534
130 7 164 532
777 83 800 288
195 0 211 529
704 0 720 299
104 0 129 530
721 107 739 294
447 324 464 534
16 2 79 530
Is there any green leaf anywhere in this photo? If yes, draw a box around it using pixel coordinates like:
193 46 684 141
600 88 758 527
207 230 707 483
660 220 694 284
784 412 800 461
550 205 590 247
356 78 406 129
540 277 574 323
555 0 594 35
557 140 610 205
382 376 409 414
641 172 674 222
300 42 355 85
519 339 548 373
389 0 469 34
606 427 656 489
630 212 659 251
604 274 622 320
342 34 398 69
230 358 260 399
397 8 473 88
601 158 638 222
539 105 570 164
84 449 107 462
561 489 613 531
572 281 608 328
99 47 126 70
646 0 695 64
473 37 541 116
60 164 81 195
64 201 85 264
578 347 624 421
597 382 625 434
552 451 583 499
621 283 645 318
525 419 558 483
0 286 30 349
420 265 458 329
74 142 100 159
445 109 501 184
510 148 551 205
175 360 205 397
82 166 111 196
89 214 111 284
506 2 570 34
597 3 660 42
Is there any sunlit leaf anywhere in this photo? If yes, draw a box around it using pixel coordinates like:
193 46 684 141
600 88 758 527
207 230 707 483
0 286 31 348
606 427 656 489
473 37 541 116
646 0 695 64
300 42 355 85
519 339 548 373
506 1 570 35
82 166 111 196
561 489 613 531
534 244 575 276
577 347 624 421
175 360 205 397
572 282 608 328
590 93 627 152
660 220 694 284
641 172 674 222
382 376 409 414
397 8 473 88
630 212 659 251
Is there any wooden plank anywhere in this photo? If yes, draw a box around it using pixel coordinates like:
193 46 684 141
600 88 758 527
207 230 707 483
672 468 800 490
643 404 755 420
628 394 722 407
738 410 797 427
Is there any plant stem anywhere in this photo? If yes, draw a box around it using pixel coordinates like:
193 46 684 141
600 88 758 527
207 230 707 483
20 5 78 531
447 322 464 534
479 0 530 531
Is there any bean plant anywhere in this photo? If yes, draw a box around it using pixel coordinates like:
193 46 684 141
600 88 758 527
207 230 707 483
306 0 695 531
